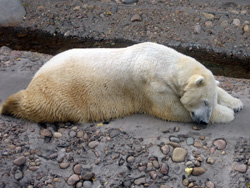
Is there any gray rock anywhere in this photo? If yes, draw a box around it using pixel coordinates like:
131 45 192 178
69 130 76 137
186 137 194 145
185 161 193 168
0 0 26 26
14 170 23 180
82 172 95 180
109 129 120 138
122 0 138 4
169 136 180 143
83 181 92 188
124 180 131 187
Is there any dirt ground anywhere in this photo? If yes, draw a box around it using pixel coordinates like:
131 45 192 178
0 0 250 188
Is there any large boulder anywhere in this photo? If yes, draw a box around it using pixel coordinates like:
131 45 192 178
0 0 26 26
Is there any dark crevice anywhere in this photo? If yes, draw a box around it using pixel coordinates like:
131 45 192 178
0 27 249 78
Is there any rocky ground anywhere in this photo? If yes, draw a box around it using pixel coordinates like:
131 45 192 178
0 47 250 188
0 0 250 188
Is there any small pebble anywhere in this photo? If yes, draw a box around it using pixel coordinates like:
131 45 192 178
192 167 207 176
194 141 203 148
160 163 169 175
14 170 23 180
149 171 157 179
60 162 70 169
153 160 160 169
185 161 193 168
161 145 170 155
69 131 76 137
67 174 79 186
76 182 83 188
186 137 194 145
202 12 214 19
40 129 52 137
127 156 135 163
53 132 62 138
192 126 201 130
205 21 213 28
174 127 180 132
123 180 131 187
194 25 201 34
83 181 92 188
210 147 216 154
206 181 215 188
16 146 22 153
199 136 205 140
243 25 249 33
172 147 187 162
232 18 240 26
134 177 145 185
82 172 95 180
77 131 84 138
182 179 189 186
213 139 227 150
162 129 169 133
232 162 247 173
169 136 180 143
207 157 215 165
185 167 193 176
13 156 26 166
88 141 99 149
109 129 120 138
29 166 40 171
197 156 204 162
74 164 82 175
130 14 142 22
167 141 181 148
146 162 153 171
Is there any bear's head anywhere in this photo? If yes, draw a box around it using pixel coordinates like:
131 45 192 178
180 74 217 125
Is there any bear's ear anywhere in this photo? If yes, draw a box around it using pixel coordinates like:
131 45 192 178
194 75 205 86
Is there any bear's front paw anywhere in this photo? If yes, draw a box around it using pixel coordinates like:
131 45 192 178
230 98 243 112
210 105 234 124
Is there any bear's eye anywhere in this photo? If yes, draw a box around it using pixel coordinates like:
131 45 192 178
203 100 209 106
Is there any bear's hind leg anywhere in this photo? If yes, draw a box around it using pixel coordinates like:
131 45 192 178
217 87 243 112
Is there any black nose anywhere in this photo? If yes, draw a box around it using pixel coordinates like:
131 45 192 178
199 120 208 125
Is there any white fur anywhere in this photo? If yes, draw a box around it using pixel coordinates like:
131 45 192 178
0 42 243 124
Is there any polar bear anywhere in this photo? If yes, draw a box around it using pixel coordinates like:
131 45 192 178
0 42 243 124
